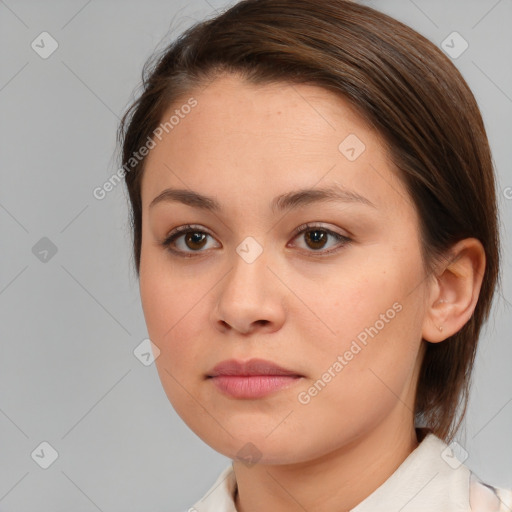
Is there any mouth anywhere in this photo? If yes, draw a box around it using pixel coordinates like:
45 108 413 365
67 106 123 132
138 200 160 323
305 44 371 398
206 358 304 399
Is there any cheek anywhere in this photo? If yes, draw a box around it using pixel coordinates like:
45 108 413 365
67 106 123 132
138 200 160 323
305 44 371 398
298 251 417 344
139 263 211 421
139 256 205 369
297 249 425 396
292 285 423 451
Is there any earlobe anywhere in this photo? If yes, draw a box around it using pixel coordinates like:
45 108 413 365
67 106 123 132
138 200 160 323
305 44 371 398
422 238 486 343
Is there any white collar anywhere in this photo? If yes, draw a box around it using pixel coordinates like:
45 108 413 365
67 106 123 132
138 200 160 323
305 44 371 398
190 431 508 511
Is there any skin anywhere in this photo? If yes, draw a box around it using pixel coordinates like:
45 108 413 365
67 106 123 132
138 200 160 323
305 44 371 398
138 73 485 511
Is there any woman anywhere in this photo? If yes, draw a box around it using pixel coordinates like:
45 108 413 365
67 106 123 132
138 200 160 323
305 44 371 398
118 0 511 510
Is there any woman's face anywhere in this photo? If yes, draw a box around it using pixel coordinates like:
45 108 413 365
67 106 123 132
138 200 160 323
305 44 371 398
139 73 432 464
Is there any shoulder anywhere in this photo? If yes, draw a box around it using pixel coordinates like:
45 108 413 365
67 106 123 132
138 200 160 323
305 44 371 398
470 472 512 512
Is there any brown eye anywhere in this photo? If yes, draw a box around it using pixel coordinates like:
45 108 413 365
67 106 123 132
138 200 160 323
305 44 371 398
182 231 208 250
161 224 219 257
291 223 352 256
304 229 329 250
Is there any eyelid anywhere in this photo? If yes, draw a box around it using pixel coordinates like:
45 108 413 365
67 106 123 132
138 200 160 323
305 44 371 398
165 223 212 238
290 221 350 240
161 223 218 248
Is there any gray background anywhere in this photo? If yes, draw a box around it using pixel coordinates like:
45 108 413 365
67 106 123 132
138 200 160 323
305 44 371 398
0 0 511 510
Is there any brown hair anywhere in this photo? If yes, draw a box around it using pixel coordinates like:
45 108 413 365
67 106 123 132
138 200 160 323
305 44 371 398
118 0 501 442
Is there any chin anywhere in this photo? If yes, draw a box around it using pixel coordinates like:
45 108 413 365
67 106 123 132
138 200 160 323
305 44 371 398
203 432 318 466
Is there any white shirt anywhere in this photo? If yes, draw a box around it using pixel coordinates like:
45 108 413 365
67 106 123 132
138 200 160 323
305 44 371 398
186 431 512 511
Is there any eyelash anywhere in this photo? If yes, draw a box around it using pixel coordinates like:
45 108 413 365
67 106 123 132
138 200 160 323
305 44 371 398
160 223 352 259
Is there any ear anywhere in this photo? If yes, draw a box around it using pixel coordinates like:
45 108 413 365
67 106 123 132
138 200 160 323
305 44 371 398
422 238 486 343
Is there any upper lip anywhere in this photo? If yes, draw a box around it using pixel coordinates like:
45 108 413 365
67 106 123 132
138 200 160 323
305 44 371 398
207 358 302 377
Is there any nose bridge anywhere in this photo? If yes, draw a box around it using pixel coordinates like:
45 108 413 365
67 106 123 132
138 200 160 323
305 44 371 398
228 235 270 297
212 234 285 333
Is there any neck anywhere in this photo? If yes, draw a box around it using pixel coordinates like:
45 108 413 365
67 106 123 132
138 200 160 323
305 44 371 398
233 418 420 512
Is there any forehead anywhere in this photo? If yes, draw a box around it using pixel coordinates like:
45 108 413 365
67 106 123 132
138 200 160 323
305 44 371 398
141 74 410 217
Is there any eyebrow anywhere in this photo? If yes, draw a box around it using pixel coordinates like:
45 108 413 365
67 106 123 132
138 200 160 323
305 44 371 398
149 183 376 213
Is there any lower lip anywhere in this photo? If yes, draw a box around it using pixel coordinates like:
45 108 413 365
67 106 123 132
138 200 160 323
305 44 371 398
209 375 302 399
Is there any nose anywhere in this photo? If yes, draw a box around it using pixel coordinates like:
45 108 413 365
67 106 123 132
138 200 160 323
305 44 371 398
211 244 286 335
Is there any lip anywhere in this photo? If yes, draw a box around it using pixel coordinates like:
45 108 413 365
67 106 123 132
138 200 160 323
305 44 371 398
207 358 303 399
208 358 302 377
